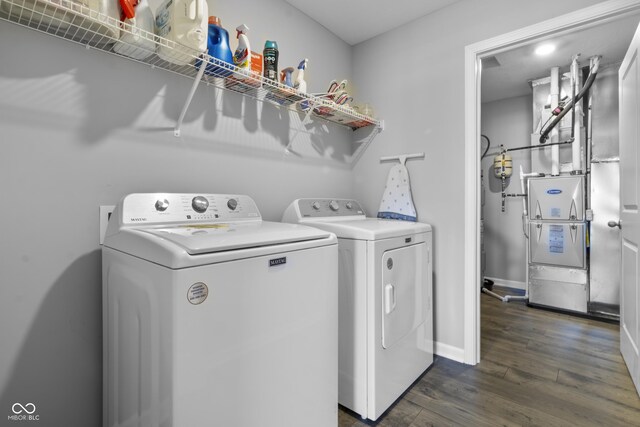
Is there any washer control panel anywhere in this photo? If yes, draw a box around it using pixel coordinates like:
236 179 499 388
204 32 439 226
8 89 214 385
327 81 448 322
120 193 261 225
296 199 365 218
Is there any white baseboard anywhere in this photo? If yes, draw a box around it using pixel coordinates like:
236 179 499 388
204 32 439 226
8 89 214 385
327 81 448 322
434 341 465 363
484 276 526 291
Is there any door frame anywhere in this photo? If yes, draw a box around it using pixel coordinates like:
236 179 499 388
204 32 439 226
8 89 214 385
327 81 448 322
463 0 640 365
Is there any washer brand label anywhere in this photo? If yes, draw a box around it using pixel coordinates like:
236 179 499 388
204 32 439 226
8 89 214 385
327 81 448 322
269 257 287 267
130 217 148 222
187 282 208 305
546 189 562 195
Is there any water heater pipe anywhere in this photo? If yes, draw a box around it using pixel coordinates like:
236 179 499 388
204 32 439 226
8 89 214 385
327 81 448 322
550 66 560 176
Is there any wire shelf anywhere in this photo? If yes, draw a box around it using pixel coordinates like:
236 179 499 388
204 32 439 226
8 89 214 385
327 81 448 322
0 0 381 132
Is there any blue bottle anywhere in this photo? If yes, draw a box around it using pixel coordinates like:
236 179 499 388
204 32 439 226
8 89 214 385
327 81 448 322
198 16 233 77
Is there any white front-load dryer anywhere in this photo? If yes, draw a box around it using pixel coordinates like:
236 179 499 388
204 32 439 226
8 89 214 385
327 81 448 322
103 193 338 427
283 198 433 421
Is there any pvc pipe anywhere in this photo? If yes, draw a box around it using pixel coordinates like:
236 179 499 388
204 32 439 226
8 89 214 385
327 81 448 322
550 66 560 176
571 57 582 172
539 59 599 144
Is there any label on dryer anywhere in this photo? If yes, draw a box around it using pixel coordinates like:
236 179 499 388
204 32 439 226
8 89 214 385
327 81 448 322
187 282 208 305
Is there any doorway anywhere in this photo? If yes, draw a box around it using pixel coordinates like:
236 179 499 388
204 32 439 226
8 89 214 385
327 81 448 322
463 0 640 365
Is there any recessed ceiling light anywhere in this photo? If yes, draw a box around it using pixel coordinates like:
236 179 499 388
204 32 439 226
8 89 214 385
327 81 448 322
535 44 556 56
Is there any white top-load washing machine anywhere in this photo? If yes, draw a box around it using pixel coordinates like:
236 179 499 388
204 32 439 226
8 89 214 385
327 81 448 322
282 198 433 421
102 193 338 427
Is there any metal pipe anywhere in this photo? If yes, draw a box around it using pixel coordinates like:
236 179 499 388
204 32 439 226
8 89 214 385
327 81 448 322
506 138 574 153
550 66 560 176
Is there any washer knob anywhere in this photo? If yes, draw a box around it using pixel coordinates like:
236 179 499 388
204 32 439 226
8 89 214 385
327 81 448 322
191 196 209 213
227 198 238 210
346 201 353 210
329 200 339 211
312 201 321 210
155 198 169 212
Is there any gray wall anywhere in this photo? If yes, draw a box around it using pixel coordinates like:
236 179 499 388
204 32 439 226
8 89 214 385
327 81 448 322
351 0 606 354
0 0 354 424
481 95 533 285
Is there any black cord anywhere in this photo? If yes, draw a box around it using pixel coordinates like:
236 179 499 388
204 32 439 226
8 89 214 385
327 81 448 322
481 134 491 159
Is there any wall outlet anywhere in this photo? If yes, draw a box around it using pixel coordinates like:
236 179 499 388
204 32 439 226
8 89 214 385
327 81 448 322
100 205 115 245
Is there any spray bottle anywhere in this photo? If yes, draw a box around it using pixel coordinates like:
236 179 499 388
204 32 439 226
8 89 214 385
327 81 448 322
233 24 251 77
294 58 308 93
280 67 295 87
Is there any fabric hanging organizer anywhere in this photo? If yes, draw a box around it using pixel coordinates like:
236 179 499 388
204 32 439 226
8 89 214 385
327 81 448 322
377 153 424 222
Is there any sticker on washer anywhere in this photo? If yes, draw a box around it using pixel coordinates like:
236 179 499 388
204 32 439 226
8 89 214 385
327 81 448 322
187 282 208 305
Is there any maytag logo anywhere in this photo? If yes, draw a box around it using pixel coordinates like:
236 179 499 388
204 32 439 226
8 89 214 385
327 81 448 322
130 217 148 222
546 189 562 195
269 257 286 267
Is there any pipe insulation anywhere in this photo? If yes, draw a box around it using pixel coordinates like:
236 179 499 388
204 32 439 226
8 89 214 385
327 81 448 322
539 56 600 144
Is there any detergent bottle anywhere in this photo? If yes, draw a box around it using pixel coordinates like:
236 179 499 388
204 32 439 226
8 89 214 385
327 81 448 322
200 16 233 76
233 24 251 78
155 0 208 65
263 40 279 81
114 0 156 60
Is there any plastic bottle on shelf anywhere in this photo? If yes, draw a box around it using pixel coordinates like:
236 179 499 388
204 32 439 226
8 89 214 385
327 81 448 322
114 0 156 60
280 67 294 87
294 58 308 93
155 0 208 65
199 16 233 77
263 40 279 81
233 24 251 78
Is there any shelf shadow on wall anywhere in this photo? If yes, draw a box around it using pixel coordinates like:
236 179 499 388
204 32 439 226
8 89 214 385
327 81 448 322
0 24 356 167
0 250 102 426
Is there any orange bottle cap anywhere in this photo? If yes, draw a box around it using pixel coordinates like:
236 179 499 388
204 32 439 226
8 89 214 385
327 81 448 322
208 16 221 26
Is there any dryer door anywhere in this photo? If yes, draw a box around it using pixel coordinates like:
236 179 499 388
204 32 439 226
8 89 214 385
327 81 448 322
381 242 427 349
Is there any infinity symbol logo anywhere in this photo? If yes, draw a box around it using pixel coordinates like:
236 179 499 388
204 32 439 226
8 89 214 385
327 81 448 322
12 403 36 414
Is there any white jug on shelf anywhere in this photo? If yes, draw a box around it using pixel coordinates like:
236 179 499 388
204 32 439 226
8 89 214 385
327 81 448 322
72 0 121 43
155 0 208 65
113 0 156 60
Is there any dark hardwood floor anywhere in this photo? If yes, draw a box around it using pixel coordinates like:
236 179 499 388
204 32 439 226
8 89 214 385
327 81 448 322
338 287 640 426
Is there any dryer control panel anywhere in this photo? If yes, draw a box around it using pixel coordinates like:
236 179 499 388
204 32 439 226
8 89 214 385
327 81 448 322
290 199 366 219
117 193 261 226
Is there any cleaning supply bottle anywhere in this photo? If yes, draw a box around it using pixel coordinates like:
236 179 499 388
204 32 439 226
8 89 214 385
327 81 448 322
114 0 156 60
280 67 294 87
202 16 233 77
155 0 208 65
263 40 279 81
294 58 308 93
233 24 251 78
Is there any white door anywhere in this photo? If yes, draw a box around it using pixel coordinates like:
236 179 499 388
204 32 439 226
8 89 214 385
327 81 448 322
619 22 640 397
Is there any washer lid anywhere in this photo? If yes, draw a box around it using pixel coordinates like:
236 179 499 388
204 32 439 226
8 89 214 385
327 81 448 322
140 221 331 254
104 221 335 268
299 218 431 240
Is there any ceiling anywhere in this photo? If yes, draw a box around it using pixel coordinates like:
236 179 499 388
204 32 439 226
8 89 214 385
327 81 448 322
283 0 462 45
482 13 640 103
